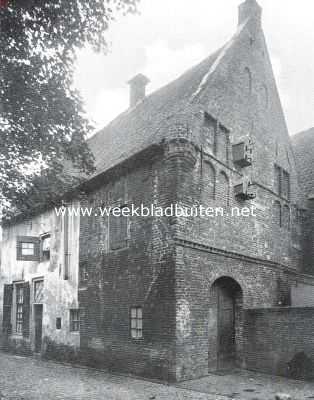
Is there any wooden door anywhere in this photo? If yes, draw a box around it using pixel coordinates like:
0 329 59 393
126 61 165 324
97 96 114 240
34 304 43 353
217 285 235 368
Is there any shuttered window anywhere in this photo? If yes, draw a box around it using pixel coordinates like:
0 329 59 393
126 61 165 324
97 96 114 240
273 201 282 227
274 165 281 195
282 205 290 230
2 282 30 337
2 284 13 335
109 206 128 250
274 165 290 200
282 170 290 200
15 285 24 334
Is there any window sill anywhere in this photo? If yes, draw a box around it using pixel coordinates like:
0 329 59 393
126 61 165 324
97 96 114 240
10 334 24 340
130 337 144 342
109 246 129 253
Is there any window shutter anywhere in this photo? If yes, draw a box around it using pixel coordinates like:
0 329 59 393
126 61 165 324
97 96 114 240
34 238 40 261
274 201 282 227
22 282 30 338
110 212 127 250
3 284 13 335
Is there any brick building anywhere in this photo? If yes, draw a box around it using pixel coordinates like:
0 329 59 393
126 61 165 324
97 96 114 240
1 0 314 382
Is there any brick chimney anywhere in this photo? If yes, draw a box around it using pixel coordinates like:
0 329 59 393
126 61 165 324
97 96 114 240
127 73 150 108
238 0 262 33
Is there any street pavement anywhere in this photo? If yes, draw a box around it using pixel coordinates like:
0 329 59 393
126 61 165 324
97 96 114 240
0 352 224 400
178 369 314 400
0 352 313 399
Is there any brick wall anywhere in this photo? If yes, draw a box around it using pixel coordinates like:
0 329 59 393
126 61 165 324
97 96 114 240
174 242 289 381
78 152 177 381
243 307 314 379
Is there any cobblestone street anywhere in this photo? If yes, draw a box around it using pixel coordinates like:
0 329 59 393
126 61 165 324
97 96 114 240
0 352 313 400
178 369 314 399
0 352 225 400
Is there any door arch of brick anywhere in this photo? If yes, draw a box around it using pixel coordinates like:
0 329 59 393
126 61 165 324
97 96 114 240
208 276 244 371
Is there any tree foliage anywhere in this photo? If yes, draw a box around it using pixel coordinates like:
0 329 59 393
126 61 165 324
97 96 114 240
0 0 138 218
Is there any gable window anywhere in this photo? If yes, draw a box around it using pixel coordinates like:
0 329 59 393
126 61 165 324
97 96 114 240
202 113 216 153
274 164 281 195
244 67 252 95
16 236 40 261
70 309 80 332
216 129 228 164
130 306 143 339
282 170 290 200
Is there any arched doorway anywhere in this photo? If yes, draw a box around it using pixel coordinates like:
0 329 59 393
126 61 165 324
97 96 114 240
210 276 243 371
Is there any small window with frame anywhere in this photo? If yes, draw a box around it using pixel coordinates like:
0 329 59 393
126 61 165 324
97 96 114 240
33 279 44 303
21 242 35 256
17 236 40 261
130 306 143 339
56 317 61 330
70 309 80 332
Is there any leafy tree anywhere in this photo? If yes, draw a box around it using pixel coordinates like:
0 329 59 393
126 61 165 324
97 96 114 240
0 0 138 219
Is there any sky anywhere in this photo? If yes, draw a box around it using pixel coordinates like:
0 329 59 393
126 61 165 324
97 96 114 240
74 0 314 136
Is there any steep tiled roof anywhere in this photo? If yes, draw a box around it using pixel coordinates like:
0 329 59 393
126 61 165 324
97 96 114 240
86 20 252 179
86 49 222 177
292 128 314 202
85 18 251 179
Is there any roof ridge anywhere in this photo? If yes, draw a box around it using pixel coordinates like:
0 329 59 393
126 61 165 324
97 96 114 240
190 18 249 102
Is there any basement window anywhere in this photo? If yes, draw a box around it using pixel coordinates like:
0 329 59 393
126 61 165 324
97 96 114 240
70 309 80 332
130 306 143 339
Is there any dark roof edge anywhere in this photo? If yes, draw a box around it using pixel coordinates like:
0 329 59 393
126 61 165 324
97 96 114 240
2 142 164 228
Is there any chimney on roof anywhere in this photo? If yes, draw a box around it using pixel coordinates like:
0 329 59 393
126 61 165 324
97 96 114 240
238 0 262 31
127 73 150 108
